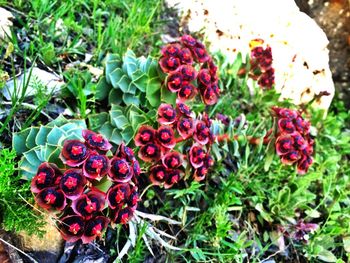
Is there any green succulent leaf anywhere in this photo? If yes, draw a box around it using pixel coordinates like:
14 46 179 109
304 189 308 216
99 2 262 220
13 128 31 155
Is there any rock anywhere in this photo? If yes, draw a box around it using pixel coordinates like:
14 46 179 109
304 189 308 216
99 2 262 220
2 67 64 101
19 215 64 262
166 0 335 110
0 8 13 40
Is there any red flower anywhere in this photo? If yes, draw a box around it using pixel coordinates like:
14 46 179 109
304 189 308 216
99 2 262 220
198 69 212 86
189 145 206 169
72 191 105 219
294 116 310 134
167 72 183 92
138 143 161 162
108 157 133 183
82 216 109 244
35 187 66 211
107 183 131 209
278 118 296 134
156 126 176 149
31 162 62 193
202 86 219 105
158 104 177 125
281 150 301 165
127 187 139 210
297 155 313 175
179 48 193 64
178 65 197 81
58 215 85 242
162 151 182 169
161 43 181 57
176 102 194 118
60 169 86 200
82 130 112 152
193 166 208 182
275 134 294 156
180 35 197 47
112 207 134 224
204 154 214 168
194 121 212 145
159 56 180 73
164 169 182 189
83 152 110 180
135 125 156 146
177 117 195 139
115 143 136 162
60 140 89 167
258 68 275 89
178 83 198 102
272 107 298 120
149 165 168 186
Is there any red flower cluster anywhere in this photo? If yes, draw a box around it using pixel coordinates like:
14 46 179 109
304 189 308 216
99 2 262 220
241 39 275 89
30 130 140 243
159 35 220 105
272 107 314 174
136 102 215 187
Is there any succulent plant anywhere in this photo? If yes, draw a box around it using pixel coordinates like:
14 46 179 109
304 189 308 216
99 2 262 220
96 49 171 108
88 104 156 146
12 115 87 179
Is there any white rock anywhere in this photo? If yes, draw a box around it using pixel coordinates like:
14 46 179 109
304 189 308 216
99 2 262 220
167 0 335 110
0 7 13 40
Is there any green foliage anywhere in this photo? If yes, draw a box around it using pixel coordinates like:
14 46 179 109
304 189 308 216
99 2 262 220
88 104 156 146
0 148 45 235
97 50 164 108
12 115 86 179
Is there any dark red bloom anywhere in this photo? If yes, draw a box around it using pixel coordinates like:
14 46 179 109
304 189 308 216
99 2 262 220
281 150 301 165
294 116 310 134
272 107 298 120
202 86 219 105
162 151 182 169
177 117 194 139
208 59 218 77
194 121 212 145
179 48 193 64
204 154 214 168
176 102 194 118
275 134 294 156
135 125 156 147
167 72 183 92
164 169 182 189
291 132 307 151
72 191 105 219
159 56 180 73
251 46 264 59
60 169 86 200
297 155 313 175
193 46 209 63
58 215 85 243
156 126 176 149
198 69 212 86
35 187 66 211
82 130 112 152
115 143 135 163
128 187 139 210
112 207 134 224
258 68 275 89
149 165 168 186
82 216 109 244
107 183 131 209
132 160 141 177
178 65 197 81
108 157 133 183
180 35 197 47
161 43 181 57
158 104 177 125
278 118 296 134
60 140 89 167
189 145 206 169
193 166 208 182
138 143 161 162
31 163 62 193
178 83 197 101
83 152 110 180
